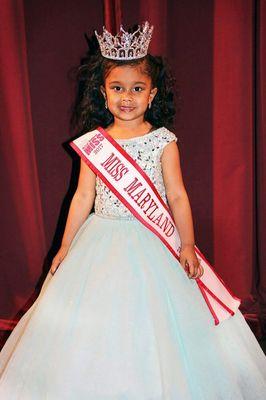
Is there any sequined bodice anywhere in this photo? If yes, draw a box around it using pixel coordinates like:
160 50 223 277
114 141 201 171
94 127 178 219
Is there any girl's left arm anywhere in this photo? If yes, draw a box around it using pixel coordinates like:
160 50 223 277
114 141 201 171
161 142 202 279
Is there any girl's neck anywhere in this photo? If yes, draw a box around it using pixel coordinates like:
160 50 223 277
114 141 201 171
106 120 153 136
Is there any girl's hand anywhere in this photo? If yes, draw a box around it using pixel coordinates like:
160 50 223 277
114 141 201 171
50 244 70 275
179 244 204 279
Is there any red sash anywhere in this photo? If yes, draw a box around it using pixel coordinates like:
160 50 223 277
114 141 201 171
70 126 241 325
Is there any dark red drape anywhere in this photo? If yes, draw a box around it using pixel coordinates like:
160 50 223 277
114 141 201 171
256 0 266 331
104 0 121 33
0 0 46 330
212 1 254 297
0 0 103 343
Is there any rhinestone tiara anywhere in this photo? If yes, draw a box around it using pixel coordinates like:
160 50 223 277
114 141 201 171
95 21 154 61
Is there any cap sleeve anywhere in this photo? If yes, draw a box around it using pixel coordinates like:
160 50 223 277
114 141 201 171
159 129 178 159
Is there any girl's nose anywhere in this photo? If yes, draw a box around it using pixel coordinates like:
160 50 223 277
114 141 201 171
121 90 133 102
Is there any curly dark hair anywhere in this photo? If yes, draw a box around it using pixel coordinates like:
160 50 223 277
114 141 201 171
70 35 181 136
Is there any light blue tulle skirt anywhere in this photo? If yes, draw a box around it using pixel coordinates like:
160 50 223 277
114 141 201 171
0 212 266 399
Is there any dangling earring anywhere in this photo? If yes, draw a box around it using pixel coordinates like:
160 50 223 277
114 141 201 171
105 98 108 109
148 100 152 109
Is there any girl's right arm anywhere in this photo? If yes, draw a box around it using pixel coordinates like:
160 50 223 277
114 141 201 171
50 159 96 274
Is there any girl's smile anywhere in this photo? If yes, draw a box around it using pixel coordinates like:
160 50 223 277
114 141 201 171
120 105 136 112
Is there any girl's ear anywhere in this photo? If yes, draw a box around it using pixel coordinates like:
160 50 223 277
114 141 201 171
100 85 106 98
150 87 158 101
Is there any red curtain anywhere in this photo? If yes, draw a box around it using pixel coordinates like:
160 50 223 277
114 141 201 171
0 0 103 346
212 2 254 297
0 0 265 344
256 0 266 333
0 0 46 330
104 0 122 33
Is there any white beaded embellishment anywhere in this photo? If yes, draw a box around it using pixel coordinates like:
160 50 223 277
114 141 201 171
94 127 178 219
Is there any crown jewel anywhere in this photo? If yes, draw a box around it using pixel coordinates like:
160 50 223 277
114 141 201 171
95 21 154 61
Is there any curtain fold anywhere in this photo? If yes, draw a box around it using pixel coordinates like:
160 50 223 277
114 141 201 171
212 1 254 297
139 0 168 55
256 0 266 330
0 0 46 330
211 0 266 335
104 0 121 33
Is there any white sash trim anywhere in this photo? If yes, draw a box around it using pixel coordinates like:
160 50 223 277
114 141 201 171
70 127 241 325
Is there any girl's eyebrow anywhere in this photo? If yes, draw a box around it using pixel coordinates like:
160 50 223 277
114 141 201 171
109 81 147 85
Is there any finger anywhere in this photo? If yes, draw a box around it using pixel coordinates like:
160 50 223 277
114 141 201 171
190 262 199 278
50 260 60 274
199 265 204 278
184 261 190 273
187 263 195 278
191 267 198 278
194 264 204 279
184 260 190 275
196 263 203 276
51 266 59 275
183 260 191 277
50 265 57 275
193 267 201 279
180 258 188 272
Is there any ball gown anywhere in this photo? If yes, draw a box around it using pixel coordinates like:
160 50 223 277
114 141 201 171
0 127 266 399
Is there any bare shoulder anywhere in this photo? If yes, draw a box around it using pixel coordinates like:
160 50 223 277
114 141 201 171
161 141 187 201
75 159 96 199
161 140 181 171
80 158 96 176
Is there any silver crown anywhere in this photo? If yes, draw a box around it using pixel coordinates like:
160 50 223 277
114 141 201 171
95 21 154 60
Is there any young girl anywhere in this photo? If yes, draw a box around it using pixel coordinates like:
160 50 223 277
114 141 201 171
0 21 266 399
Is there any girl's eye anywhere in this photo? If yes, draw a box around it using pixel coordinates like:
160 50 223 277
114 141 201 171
110 86 144 92
112 86 122 92
133 87 143 92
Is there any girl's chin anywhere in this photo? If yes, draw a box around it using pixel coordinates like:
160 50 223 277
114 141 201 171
113 111 139 120
111 109 147 121
115 115 140 122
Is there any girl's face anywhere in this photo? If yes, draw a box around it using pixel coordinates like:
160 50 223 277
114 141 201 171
101 63 157 125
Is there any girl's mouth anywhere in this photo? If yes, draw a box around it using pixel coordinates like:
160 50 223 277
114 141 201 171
120 106 135 112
